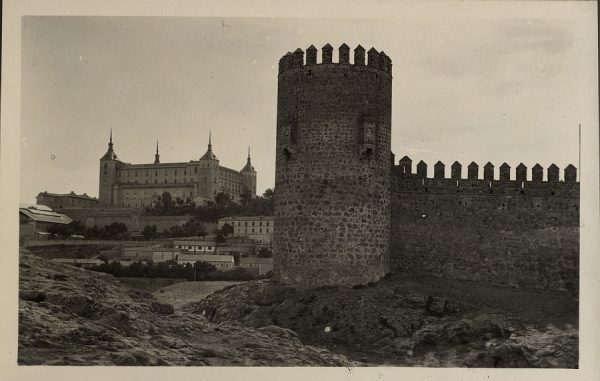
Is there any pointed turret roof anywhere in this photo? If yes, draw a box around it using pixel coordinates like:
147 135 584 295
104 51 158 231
101 129 119 160
200 132 218 160
241 147 256 172
154 141 160 164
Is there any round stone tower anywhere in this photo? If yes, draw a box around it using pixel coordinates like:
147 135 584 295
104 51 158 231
273 43 393 288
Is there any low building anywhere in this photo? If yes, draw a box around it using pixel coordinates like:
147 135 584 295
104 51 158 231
19 204 73 241
173 240 215 254
152 248 182 262
177 253 235 270
51 258 103 268
37 191 99 209
239 257 273 276
216 244 254 257
218 215 274 244
122 246 180 263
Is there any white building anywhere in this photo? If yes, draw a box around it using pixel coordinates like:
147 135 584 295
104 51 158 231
173 240 215 254
218 215 274 244
19 204 73 241
177 253 234 270
122 246 181 263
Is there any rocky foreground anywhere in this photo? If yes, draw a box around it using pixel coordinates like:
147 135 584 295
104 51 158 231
18 251 352 366
187 276 578 367
19 250 578 367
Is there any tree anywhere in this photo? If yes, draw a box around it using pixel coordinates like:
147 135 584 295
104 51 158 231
161 191 174 210
215 192 232 208
257 247 273 258
215 230 226 243
142 225 158 240
221 223 234 237
240 186 252 208
262 188 274 202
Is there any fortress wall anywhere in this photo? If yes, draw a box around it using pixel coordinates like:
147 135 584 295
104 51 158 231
390 163 579 291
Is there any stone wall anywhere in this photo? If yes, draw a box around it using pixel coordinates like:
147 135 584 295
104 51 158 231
138 215 192 232
273 44 393 287
390 173 579 291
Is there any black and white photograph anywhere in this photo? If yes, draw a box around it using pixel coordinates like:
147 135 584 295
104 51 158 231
1 0 598 378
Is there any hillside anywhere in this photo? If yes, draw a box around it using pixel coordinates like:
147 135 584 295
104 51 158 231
18 248 578 367
187 275 578 367
18 251 352 366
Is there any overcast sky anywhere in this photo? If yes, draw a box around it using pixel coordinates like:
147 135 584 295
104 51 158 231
20 14 595 203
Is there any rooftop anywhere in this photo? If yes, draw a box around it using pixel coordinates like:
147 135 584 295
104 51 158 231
178 253 234 262
37 191 97 200
19 205 73 225
219 215 274 222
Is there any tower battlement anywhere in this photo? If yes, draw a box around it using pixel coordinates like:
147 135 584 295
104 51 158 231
278 44 393 76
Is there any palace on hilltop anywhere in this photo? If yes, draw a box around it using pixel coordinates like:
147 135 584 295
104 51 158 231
98 131 256 208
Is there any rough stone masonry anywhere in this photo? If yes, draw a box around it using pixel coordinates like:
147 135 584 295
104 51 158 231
273 44 393 288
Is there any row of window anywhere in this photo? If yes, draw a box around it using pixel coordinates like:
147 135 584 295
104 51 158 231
177 245 214 250
234 221 271 227
235 227 270 234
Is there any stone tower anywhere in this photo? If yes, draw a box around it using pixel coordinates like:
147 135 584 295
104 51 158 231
241 147 257 197
273 43 393 288
99 130 119 206
197 132 220 200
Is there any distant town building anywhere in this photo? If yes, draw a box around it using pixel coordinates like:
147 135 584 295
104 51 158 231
98 131 257 208
239 257 273 276
218 215 274 244
173 240 215 254
19 204 73 241
177 253 235 270
215 244 254 257
36 191 98 209
121 246 180 262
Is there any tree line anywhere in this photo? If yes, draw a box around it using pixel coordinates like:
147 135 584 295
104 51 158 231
88 259 272 281
145 188 274 222
47 221 130 240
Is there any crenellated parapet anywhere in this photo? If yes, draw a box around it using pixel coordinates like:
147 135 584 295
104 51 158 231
278 43 393 76
394 157 578 183
392 156 579 198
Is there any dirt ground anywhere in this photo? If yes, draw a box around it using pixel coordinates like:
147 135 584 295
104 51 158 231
153 281 244 309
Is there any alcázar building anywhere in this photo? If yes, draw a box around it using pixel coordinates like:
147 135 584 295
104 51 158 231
98 132 257 208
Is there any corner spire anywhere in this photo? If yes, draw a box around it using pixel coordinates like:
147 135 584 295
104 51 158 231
154 140 160 164
242 146 255 173
101 129 118 160
199 131 218 161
